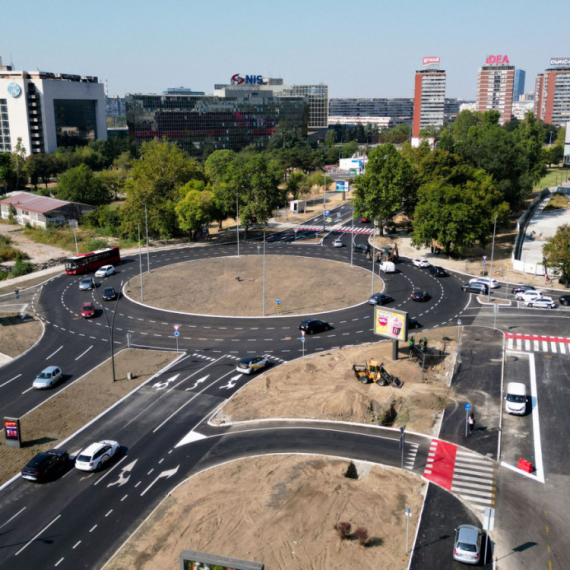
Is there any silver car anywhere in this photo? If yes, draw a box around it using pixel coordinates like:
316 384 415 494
33 366 63 389
453 524 483 565
79 277 95 291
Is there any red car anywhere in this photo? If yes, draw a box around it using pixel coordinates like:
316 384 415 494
359 217 370 223
81 302 96 318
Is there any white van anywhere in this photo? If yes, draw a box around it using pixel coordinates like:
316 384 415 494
505 382 527 415
380 261 396 273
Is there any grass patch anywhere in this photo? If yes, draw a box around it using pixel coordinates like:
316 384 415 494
534 168 569 192
543 193 570 211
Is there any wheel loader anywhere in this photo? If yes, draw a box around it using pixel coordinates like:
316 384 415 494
352 360 403 388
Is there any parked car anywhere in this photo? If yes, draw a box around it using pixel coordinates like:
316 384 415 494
75 440 120 472
332 237 343 248
516 290 544 302
411 289 429 302
359 217 370 223
469 277 499 289
512 285 535 295
33 366 63 390
428 265 446 277
81 302 96 318
95 265 115 278
369 293 393 305
353 243 370 254
461 282 489 295
79 277 95 291
299 319 330 334
505 382 527 415
559 295 570 306
21 449 69 482
526 298 556 309
237 356 269 374
453 524 483 565
412 258 430 268
102 287 117 301
408 317 421 329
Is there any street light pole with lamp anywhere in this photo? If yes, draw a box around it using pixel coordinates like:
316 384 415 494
144 203 150 274
94 280 123 382
236 192 240 257
487 214 498 302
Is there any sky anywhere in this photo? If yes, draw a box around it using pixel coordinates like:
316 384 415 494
2 0 568 101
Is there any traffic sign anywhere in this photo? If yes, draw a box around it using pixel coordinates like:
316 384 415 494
174 331 180 337
465 403 471 411
14 289 19 300
301 337 305 343
405 507 412 517
327 217 332 223
301 330 305 337
276 299 281 304
325 210 330 216
173 324 180 331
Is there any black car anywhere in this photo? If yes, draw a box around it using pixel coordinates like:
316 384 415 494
512 285 535 295
560 295 570 306
462 282 489 294
353 243 370 254
299 318 330 334
408 317 421 329
102 287 117 301
411 288 429 302
369 293 392 305
428 265 446 277
21 449 69 482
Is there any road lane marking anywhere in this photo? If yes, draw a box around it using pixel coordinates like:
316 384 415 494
0 374 22 388
90 524 97 532
75 345 93 360
15 514 61 556
105 509 113 517
46 346 63 360
21 387 34 394
55 557 64 566
72 541 82 549
0 506 26 530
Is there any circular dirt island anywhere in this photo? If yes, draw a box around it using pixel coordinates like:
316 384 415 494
126 254 381 316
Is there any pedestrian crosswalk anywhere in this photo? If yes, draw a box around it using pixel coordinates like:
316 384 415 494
451 450 497 514
506 333 570 355
294 224 375 235
405 441 420 470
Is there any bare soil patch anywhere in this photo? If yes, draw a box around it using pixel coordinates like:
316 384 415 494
127 255 381 316
0 349 178 485
0 221 69 264
105 456 425 570
0 313 43 358
218 327 455 433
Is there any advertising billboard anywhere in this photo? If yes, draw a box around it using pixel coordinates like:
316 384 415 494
550 58 570 67
485 55 510 65
336 181 349 192
374 306 408 342
180 549 264 570
423 56 440 66
4 417 21 448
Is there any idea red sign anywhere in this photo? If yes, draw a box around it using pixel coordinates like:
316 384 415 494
486 55 510 65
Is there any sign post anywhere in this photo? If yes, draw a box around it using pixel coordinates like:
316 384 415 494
4 417 21 448
301 331 305 358
276 299 281 313
483 507 495 565
465 402 471 437
405 507 412 554
126 332 131 348
399 425 406 470
173 325 180 352
493 302 499 331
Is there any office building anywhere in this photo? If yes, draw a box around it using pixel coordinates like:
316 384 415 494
214 76 327 131
512 100 534 121
106 95 126 117
513 70 526 101
328 98 414 120
126 88 308 156
476 59 515 125
163 87 205 96
412 62 446 138
534 59 570 126
0 56 106 154
328 116 395 129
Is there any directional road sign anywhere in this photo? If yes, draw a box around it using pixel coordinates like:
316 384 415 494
301 337 305 343
465 402 471 411
174 331 180 337
276 299 281 304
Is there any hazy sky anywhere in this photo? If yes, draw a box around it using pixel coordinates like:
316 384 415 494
2 0 568 100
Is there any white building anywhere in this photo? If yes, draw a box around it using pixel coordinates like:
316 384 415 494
328 116 394 129
0 56 106 155
512 100 534 121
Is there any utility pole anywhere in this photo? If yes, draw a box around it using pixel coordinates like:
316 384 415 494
322 174 327 233
94 280 123 382
488 215 498 302
263 230 266 316
145 203 150 273
236 192 240 257
351 199 354 266
371 219 376 296
138 223 144 302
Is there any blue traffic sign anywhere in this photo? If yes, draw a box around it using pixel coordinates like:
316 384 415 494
301 337 305 343
174 331 180 337
325 210 330 216
465 403 471 411
276 299 281 304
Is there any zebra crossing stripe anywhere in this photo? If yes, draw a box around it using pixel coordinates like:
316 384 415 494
525 339 531 351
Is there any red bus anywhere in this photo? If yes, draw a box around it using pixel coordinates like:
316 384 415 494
64 247 121 275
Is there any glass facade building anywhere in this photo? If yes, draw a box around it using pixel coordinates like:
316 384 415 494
0 98 10 152
126 91 308 156
54 100 98 147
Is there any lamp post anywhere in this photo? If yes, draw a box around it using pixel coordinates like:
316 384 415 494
236 192 240 257
138 223 143 302
457 319 462 366
263 230 266 316
322 174 327 233
144 203 150 273
351 199 354 267
487 215 498 302
94 280 123 382
371 218 376 296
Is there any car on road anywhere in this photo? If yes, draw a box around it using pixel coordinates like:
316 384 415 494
21 449 69 482
95 264 115 278
102 287 117 301
412 258 430 268
75 440 120 472
516 290 544 302
411 288 429 302
512 285 535 295
368 293 393 305
560 295 570 306
408 317 421 329
453 524 483 565
526 297 556 309
359 217 370 223
428 265 446 277
81 302 96 318
461 282 489 295
505 382 527 415
237 356 269 374
79 277 95 291
33 366 63 390
469 277 499 289
299 318 330 334
332 237 343 248
353 243 370 254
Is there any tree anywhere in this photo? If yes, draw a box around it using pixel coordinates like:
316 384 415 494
176 180 214 234
0 153 15 193
95 169 127 200
324 129 337 148
55 164 113 206
546 145 564 167
451 110 482 141
352 144 416 235
204 150 237 184
25 153 57 189
285 170 306 200
543 224 570 284
12 138 26 190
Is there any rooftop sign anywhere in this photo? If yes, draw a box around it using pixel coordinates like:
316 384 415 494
231 74 264 86
486 55 510 65
423 56 440 66
550 58 570 67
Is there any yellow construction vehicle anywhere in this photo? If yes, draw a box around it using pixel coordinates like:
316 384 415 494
352 360 403 388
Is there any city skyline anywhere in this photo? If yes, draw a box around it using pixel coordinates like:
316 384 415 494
1 0 568 100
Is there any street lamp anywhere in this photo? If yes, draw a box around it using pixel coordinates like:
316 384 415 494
322 174 327 233
94 280 123 382
350 199 354 267
236 192 240 257
487 215 498 302
144 203 150 274
138 223 144 302
457 319 462 365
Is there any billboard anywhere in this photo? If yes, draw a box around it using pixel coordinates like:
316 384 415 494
485 55 510 65
180 550 264 570
550 58 570 67
374 306 408 342
336 181 349 192
4 417 21 448
423 56 440 66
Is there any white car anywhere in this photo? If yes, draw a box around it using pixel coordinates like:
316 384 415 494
469 277 499 289
413 258 430 268
517 290 544 302
332 238 343 248
237 356 269 374
75 440 120 471
95 265 115 278
526 297 555 309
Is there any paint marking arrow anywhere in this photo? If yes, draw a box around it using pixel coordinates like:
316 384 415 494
219 374 243 390
140 465 179 496
185 374 210 391
152 373 180 390
107 459 138 488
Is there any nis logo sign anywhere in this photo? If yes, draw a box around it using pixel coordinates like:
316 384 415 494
486 55 510 65
231 74 264 85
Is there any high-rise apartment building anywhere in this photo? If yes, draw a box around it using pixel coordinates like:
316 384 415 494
513 70 526 101
534 59 570 126
475 57 515 125
412 58 446 139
